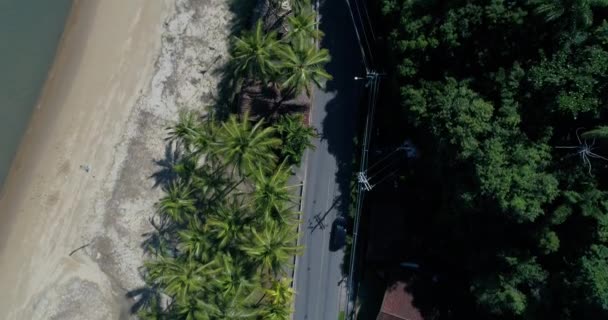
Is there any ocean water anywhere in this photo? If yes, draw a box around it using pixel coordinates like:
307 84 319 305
0 0 72 188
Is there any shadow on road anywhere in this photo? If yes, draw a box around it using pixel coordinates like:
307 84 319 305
317 0 366 217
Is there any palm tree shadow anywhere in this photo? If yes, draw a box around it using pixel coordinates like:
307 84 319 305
150 142 182 189
126 285 161 314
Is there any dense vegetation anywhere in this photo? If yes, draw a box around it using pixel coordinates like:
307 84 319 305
135 0 328 319
377 0 608 318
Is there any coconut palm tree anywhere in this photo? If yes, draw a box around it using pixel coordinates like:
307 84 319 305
265 278 295 305
213 113 281 176
232 20 281 81
178 227 212 261
257 278 295 320
286 10 323 46
158 181 197 224
210 282 259 319
258 302 291 320
167 111 209 153
206 200 250 249
145 257 217 305
582 126 608 139
531 0 608 30
213 253 259 297
251 162 295 223
270 203 300 226
172 298 217 320
277 41 332 96
275 114 316 166
240 222 301 276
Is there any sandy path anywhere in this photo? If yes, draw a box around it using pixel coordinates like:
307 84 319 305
0 0 235 318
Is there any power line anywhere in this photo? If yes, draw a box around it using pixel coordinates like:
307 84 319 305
344 0 370 72
352 0 375 65
357 0 377 42
345 71 381 320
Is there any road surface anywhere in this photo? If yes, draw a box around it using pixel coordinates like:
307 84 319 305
293 0 364 319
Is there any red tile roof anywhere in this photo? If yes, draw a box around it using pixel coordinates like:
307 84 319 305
377 281 424 320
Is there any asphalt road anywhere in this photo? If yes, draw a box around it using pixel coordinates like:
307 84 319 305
293 0 364 319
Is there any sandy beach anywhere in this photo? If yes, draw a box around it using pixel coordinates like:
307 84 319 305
0 0 235 318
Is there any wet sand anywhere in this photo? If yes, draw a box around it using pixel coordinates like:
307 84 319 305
0 0 235 318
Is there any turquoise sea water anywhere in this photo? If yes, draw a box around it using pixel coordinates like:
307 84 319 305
0 0 72 188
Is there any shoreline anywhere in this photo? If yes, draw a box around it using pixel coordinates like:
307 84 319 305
0 0 167 318
0 0 79 250
0 0 237 318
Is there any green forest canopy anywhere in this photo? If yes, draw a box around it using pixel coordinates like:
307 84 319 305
381 0 608 318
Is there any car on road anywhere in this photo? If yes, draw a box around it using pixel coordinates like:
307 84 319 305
330 216 347 251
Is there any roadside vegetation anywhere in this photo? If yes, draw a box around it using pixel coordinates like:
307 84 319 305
369 0 608 318
134 0 330 319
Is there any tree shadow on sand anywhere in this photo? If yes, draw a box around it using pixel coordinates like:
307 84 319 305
150 142 182 189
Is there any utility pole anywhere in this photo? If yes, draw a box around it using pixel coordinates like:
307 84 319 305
345 70 381 320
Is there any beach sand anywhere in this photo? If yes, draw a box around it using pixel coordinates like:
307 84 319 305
0 0 235 318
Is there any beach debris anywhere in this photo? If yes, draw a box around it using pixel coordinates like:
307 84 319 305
79 164 91 173
69 241 93 256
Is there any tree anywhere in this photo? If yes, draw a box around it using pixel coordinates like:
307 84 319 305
528 45 608 118
251 162 295 223
286 9 323 46
275 114 316 166
277 41 332 96
472 256 548 316
145 257 216 305
531 0 608 30
167 111 214 156
206 201 249 250
178 227 212 261
574 245 608 311
232 20 281 81
209 282 259 320
256 278 294 320
158 181 197 224
213 113 281 176
213 253 259 297
172 298 217 320
379 0 608 318
582 126 608 139
537 228 560 254
265 278 295 306
402 78 494 159
475 138 559 222
240 222 301 276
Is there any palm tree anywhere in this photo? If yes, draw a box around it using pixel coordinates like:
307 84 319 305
213 253 259 297
277 41 332 96
582 126 608 139
213 113 281 176
239 222 301 275
206 201 249 249
210 282 259 319
232 20 281 81
531 0 608 30
178 227 212 261
168 111 215 156
271 203 300 226
251 162 295 223
145 257 217 305
265 278 295 305
286 10 323 46
172 298 217 320
158 181 197 223
275 114 316 166
258 302 291 320
257 278 295 320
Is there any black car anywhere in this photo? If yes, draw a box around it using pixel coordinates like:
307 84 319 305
330 216 347 251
